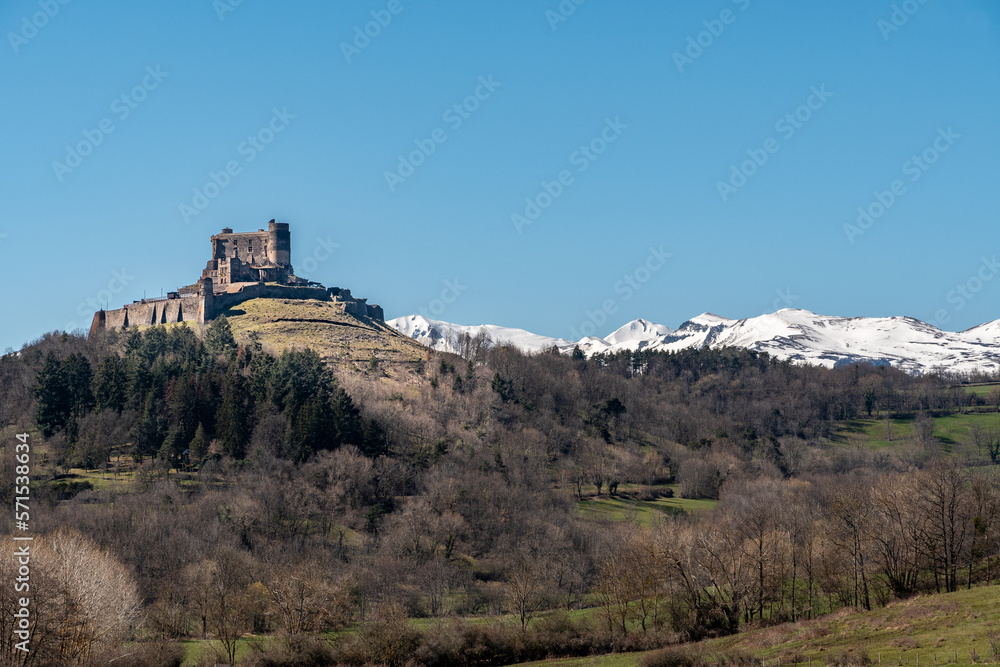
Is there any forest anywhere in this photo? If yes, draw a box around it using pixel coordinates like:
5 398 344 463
2 319 1000 666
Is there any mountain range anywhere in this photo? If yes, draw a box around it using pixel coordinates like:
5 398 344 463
387 309 1000 375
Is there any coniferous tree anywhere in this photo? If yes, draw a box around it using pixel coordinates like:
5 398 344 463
93 354 128 413
330 388 363 448
217 373 253 458
188 423 209 463
63 353 94 416
134 396 166 464
34 352 69 437
167 377 198 448
285 397 331 462
204 316 237 357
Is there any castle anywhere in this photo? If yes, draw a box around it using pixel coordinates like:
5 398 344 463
90 221 384 335
202 221 296 287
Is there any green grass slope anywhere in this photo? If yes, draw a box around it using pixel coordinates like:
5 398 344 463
511 586 1000 667
697 585 1000 666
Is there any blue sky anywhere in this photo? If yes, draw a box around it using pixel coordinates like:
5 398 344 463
2 0 998 350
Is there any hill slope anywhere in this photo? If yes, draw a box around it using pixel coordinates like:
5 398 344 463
221 298 428 374
513 586 1000 667
698 585 999 666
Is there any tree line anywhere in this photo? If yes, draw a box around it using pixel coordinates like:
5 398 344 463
24 318 383 471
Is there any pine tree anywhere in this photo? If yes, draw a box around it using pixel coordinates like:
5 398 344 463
34 352 69 437
63 353 94 417
204 316 237 356
167 376 198 447
330 387 363 448
93 355 128 413
217 373 253 458
134 397 166 464
188 423 208 463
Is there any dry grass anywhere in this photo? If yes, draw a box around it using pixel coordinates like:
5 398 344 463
221 298 428 378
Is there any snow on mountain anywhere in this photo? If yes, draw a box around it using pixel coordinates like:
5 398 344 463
649 310 967 373
604 319 674 347
959 320 1000 344
387 310 1000 375
388 315 578 356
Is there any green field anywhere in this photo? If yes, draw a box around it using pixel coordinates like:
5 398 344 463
834 411 1000 451
576 486 717 526
964 384 1000 399
180 636 265 665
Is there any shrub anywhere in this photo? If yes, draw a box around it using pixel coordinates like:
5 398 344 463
241 633 335 667
989 634 1000 664
337 603 421 667
826 648 872 667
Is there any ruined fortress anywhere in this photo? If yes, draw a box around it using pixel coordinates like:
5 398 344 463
90 221 383 334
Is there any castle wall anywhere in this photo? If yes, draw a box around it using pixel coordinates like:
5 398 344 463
212 231 271 265
206 283 329 320
332 288 385 322
161 297 198 323
90 294 202 334
91 282 385 335
106 309 129 329
128 303 157 327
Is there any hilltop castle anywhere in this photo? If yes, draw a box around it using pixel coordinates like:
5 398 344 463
90 221 383 335
202 221 296 286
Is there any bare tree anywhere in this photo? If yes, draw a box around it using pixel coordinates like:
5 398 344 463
502 552 549 631
0 529 141 665
188 550 253 664
916 460 972 593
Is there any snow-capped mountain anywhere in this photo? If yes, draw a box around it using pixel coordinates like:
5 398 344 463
387 310 1000 375
388 315 579 356
958 320 1000 345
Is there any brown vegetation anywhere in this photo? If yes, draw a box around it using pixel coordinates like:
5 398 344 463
2 324 1000 664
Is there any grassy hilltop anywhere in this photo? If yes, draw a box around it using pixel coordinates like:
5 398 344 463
219 297 427 375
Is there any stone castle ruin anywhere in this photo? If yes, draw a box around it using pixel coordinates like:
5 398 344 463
90 221 383 334
202 222 295 287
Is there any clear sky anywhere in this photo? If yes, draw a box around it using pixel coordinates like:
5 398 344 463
2 0 999 350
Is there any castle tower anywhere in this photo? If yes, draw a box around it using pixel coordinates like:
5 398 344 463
198 278 214 324
268 220 291 267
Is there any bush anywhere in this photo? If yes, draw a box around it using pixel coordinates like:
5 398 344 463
336 603 421 667
242 633 335 667
352 614 619 667
677 459 723 500
826 648 872 667
990 634 1000 664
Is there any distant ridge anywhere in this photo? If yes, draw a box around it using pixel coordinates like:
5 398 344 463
387 309 1000 375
